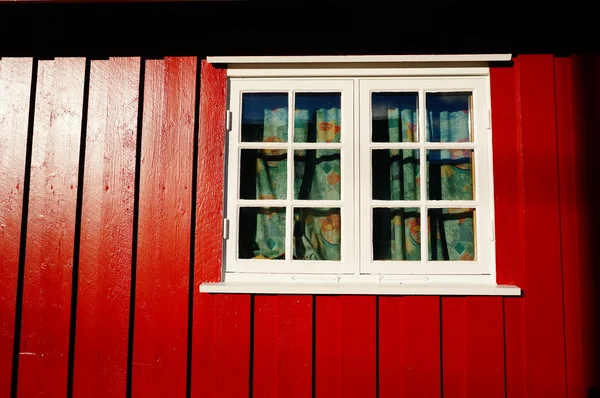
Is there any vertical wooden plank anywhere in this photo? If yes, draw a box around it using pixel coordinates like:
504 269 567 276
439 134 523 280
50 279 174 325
569 54 600 395
72 57 139 397
379 296 441 398
315 296 376 398
253 295 312 398
17 58 85 397
0 57 33 397
442 297 505 398
553 56 585 398
441 298 467 398
131 57 195 397
192 61 251 398
194 59 226 284
518 54 567 398
194 294 251 398
490 61 528 398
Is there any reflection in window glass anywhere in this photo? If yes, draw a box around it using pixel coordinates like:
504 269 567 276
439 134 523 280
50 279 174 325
427 149 474 200
428 208 475 261
240 149 287 200
241 93 288 142
293 207 341 261
372 149 420 200
426 93 472 142
294 149 341 200
295 93 341 143
372 93 418 143
239 207 286 260
373 207 421 261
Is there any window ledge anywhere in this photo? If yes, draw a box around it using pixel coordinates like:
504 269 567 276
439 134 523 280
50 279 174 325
200 282 521 296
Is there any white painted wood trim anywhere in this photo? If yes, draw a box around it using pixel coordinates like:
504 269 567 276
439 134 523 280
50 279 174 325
200 282 521 296
208 54 512 64
226 67 492 78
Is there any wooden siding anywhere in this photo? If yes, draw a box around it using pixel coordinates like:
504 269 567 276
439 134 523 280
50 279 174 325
0 55 597 397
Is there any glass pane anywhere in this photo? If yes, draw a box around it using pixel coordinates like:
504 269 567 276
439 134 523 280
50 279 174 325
426 92 472 142
427 149 474 200
293 207 341 261
373 207 421 261
239 207 286 260
240 149 287 200
241 93 288 142
294 93 341 143
372 93 418 143
372 149 420 200
428 208 475 261
294 149 341 200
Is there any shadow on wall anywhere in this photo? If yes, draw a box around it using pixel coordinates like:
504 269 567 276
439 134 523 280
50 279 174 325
573 54 600 396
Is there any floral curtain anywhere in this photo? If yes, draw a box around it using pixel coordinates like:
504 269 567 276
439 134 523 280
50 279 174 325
241 100 474 262
373 105 475 261
239 107 342 261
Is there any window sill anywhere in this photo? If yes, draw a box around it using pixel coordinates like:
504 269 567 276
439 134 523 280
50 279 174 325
199 282 521 296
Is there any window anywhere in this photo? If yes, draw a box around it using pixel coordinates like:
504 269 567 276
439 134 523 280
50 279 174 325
202 55 520 295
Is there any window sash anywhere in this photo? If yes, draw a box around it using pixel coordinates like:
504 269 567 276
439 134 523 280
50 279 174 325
225 77 494 277
226 79 355 274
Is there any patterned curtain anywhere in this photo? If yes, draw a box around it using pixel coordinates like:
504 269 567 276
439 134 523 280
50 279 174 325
244 103 474 262
373 106 475 261
244 106 342 261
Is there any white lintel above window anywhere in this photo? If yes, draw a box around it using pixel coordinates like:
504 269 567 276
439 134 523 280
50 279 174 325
207 54 513 78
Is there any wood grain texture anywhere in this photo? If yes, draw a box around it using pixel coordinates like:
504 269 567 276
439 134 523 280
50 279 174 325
379 296 441 398
315 296 376 398
0 57 33 397
131 57 196 397
190 59 252 398
17 57 85 397
253 295 312 398
193 293 251 398
194 60 226 284
72 57 140 397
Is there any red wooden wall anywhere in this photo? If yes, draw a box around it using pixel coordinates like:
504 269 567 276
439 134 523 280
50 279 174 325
0 54 598 397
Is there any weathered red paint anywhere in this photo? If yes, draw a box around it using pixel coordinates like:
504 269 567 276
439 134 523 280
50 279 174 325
315 296 376 398
72 57 140 397
194 293 251 398
194 60 227 284
131 57 195 397
378 296 441 398
253 296 312 398
0 57 33 397
17 58 85 397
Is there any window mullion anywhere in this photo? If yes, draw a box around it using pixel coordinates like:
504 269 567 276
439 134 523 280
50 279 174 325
286 90 294 264
418 88 428 264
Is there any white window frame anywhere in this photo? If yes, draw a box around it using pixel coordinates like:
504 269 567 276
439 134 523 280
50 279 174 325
201 55 520 296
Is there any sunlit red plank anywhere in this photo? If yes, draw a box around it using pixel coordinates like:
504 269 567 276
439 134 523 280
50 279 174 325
315 296 376 398
253 295 312 398
72 57 140 397
131 57 195 397
0 57 33 397
17 57 85 397
379 296 441 398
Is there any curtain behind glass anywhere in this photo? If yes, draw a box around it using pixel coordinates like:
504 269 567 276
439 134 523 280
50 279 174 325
245 107 341 260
